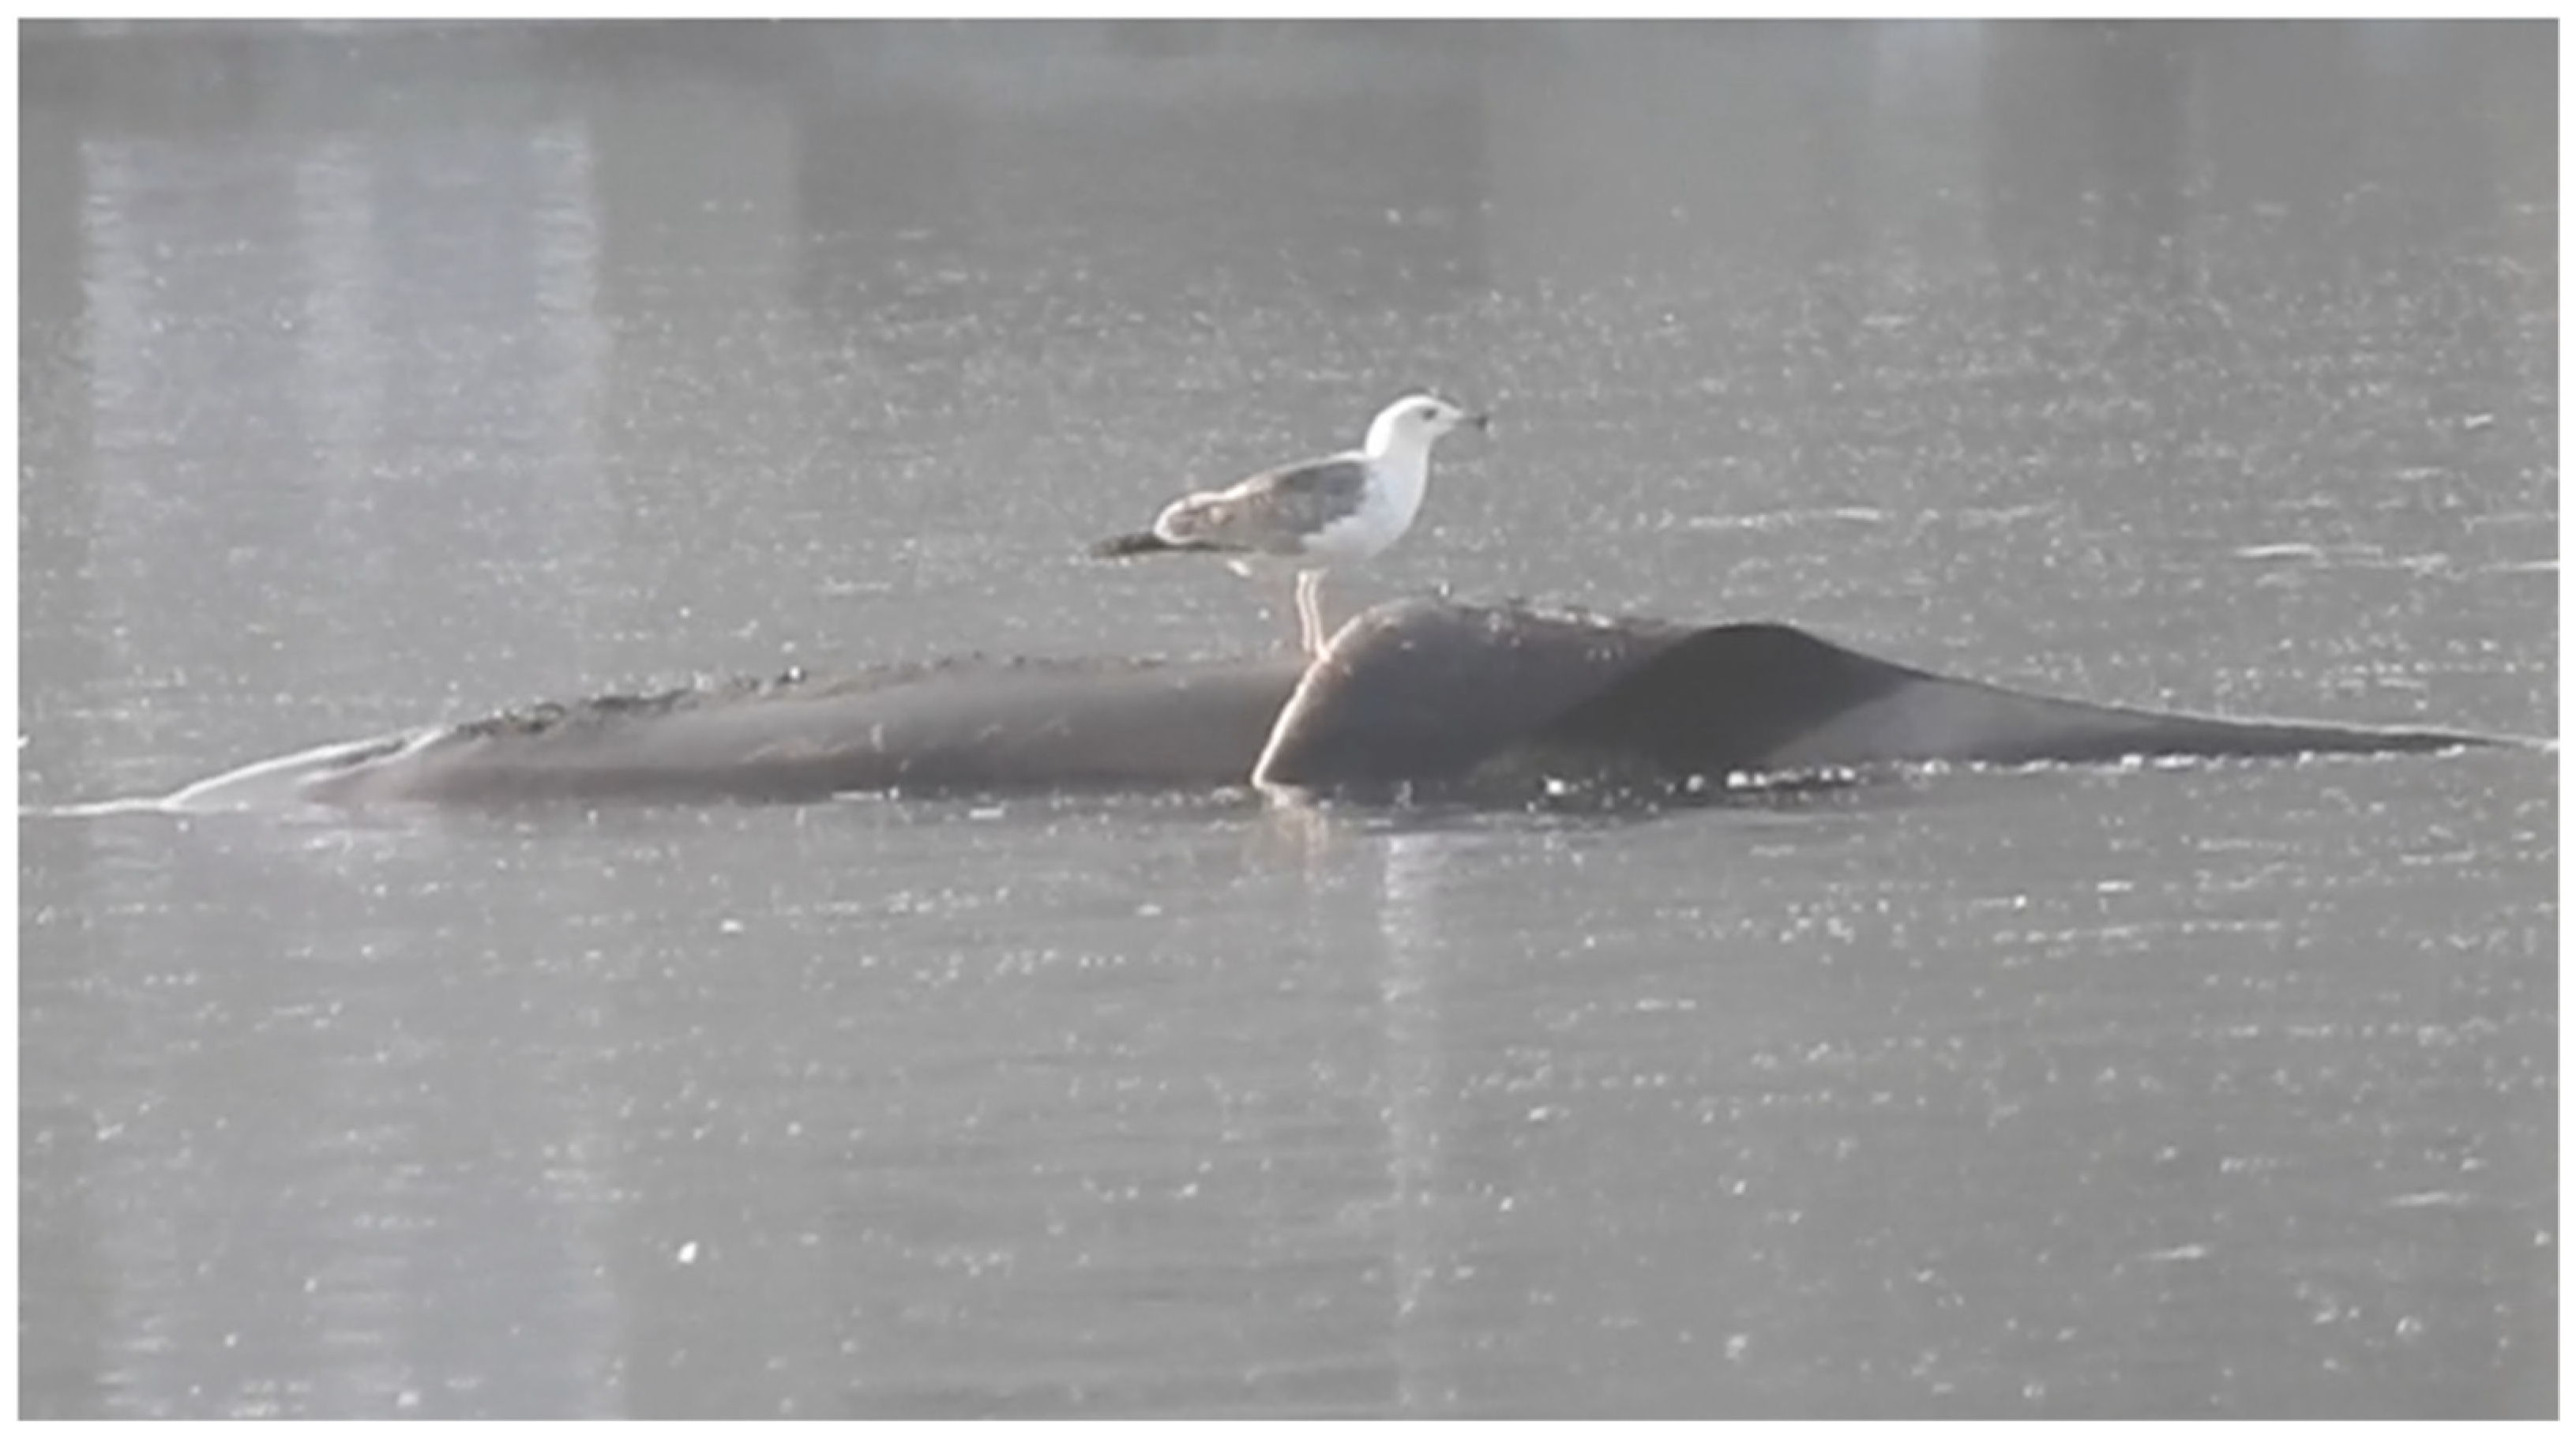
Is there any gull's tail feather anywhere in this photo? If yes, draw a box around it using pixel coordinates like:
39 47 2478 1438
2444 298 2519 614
1088 531 1224 560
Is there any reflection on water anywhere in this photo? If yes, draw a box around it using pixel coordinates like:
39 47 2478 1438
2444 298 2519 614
20 20 2554 1419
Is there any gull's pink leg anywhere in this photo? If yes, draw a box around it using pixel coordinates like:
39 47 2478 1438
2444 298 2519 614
1296 570 1325 658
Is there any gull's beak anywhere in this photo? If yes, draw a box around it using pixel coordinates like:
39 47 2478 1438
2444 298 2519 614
1467 410 1493 434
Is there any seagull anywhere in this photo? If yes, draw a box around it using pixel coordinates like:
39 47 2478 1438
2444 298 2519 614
1089 393 1488 656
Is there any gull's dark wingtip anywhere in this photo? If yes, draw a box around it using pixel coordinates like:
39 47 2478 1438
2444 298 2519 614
1089 531 1177 559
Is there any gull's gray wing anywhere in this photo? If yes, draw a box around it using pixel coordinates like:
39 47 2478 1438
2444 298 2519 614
1150 451 1373 556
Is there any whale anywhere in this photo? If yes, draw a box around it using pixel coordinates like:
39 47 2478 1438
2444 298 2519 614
149 598 2501 810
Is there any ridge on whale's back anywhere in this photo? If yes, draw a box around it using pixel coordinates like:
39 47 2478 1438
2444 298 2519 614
1247 598 2499 792
135 598 2509 810
1251 599 1697 787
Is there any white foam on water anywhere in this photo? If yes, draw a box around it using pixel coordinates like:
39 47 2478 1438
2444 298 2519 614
29 728 441 818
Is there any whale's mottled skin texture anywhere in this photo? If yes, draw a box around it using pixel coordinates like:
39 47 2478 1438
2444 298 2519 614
165 599 2501 810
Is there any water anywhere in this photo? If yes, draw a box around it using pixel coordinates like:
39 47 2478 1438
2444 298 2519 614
17 20 2555 1418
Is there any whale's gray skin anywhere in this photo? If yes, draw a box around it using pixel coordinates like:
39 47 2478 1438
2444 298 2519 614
1252 599 2495 791
164 599 2499 810
284 659 1304 806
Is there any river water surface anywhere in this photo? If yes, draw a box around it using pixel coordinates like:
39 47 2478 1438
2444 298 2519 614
17 21 2557 1418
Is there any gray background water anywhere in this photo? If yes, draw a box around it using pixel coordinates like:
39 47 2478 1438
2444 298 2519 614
17 20 2556 1418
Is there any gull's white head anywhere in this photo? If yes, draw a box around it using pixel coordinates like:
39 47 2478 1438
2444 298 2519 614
1364 393 1489 456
